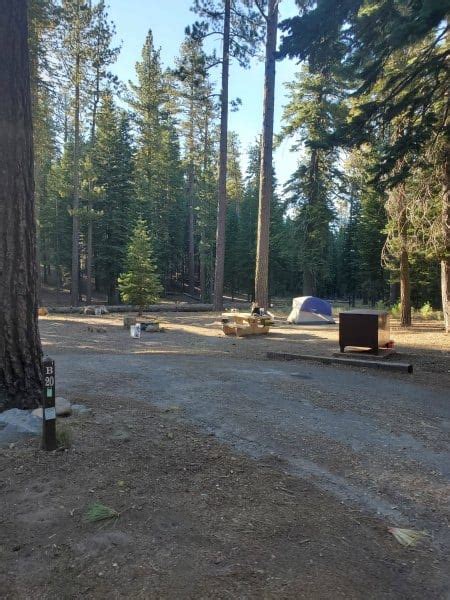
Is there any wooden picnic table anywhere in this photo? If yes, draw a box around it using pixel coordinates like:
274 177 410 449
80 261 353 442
221 312 274 337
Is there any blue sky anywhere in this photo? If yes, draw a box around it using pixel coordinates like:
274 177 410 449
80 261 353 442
107 0 301 186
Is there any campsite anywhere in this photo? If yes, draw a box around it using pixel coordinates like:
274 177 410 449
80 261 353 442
1 308 450 598
1 1 450 599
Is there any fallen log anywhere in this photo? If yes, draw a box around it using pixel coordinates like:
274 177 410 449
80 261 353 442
46 303 214 314
267 351 413 373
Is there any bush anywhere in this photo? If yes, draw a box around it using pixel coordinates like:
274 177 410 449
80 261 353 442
118 219 163 312
417 302 442 320
56 425 72 449
390 301 401 318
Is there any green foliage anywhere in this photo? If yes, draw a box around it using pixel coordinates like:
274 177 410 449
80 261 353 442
131 31 185 286
118 219 163 310
31 0 445 319
390 301 401 318
279 65 341 295
85 502 119 523
90 94 134 302
190 0 264 67
419 301 434 319
56 425 72 449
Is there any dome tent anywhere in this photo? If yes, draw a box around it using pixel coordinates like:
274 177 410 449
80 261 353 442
287 296 335 324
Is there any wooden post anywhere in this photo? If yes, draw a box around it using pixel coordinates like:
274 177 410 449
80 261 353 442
42 357 57 450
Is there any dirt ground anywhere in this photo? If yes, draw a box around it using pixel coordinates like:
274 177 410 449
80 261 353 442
1 312 449 599
39 311 450 388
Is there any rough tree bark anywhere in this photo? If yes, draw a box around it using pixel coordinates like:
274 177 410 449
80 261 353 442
70 5 82 307
86 56 101 305
200 110 209 302
254 0 278 309
398 185 411 326
212 0 231 311
0 0 43 409
441 144 450 333
187 85 196 296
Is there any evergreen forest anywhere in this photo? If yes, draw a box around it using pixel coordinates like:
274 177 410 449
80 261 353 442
30 0 450 329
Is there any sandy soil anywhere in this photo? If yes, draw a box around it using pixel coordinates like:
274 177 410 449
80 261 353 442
1 312 449 599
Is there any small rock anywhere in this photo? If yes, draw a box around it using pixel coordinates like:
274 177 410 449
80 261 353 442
71 404 92 416
56 397 71 416
0 409 41 446
32 397 72 418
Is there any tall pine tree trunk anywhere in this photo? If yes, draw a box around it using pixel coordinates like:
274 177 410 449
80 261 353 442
441 143 450 333
398 185 411 326
255 0 278 308
86 213 93 303
0 0 42 409
200 237 207 302
212 0 230 311
71 49 81 306
187 89 195 296
200 110 209 302
87 62 101 305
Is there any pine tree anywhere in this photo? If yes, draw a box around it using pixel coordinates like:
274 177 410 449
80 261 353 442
0 0 42 409
190 0 264 309
346 146 387 305
118 219 163 312
40 142 75 293
254 0 279 309
279 65 342 296
235 143 260 299
224 132 244 298
29 0 58 293
279 1 450 328
173 34 212 296
85 0 119 303
91 94 134 304
131 31 184 290
57 0 94 305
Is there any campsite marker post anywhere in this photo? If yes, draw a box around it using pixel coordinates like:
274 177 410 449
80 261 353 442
42 356 57 451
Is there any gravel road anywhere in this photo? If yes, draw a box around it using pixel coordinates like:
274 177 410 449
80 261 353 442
55 347 450 558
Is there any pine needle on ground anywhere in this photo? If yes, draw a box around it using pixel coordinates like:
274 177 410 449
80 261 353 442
85 502 119 523
388 527 427 547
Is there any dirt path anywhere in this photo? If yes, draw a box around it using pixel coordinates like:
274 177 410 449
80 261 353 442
1 313 449 598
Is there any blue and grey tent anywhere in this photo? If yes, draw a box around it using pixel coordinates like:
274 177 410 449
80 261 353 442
287 296 335 324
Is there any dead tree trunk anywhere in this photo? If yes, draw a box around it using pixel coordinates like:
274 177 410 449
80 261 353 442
255 0 278 309
0 0 43 409
212 0 230 311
